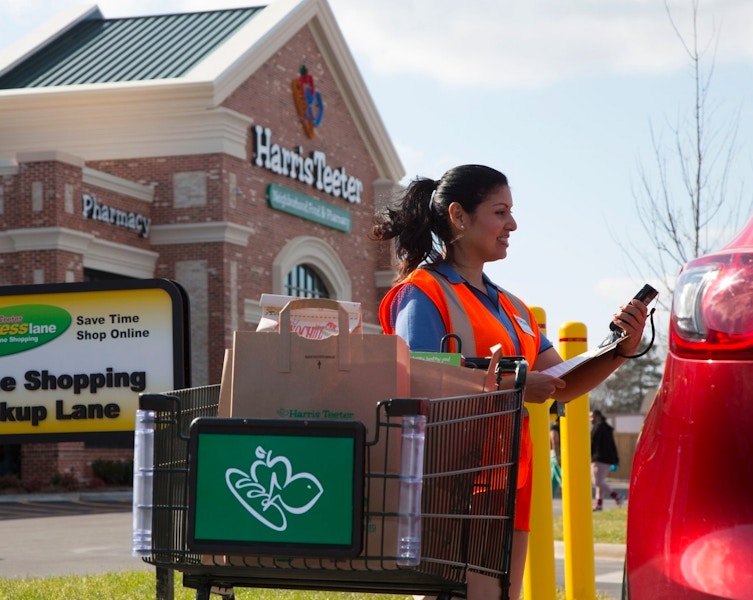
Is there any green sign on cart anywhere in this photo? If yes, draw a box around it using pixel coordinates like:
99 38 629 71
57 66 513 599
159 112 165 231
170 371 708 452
187 418 365 557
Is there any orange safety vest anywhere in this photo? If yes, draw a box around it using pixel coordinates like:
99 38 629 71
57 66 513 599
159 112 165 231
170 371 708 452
379 267 541 515
379 267 541 363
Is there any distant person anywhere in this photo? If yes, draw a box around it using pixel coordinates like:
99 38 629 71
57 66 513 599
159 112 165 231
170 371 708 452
550 410 562 496
590 409 622 510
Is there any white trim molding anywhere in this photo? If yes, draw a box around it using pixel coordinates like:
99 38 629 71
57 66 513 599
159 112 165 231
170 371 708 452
0 227 158 278
272 235 351 301
83 167 154 203
150 222 254 246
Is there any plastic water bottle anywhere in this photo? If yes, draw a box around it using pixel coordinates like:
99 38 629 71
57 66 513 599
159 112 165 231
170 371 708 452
397 414 425 566
132 409 155 557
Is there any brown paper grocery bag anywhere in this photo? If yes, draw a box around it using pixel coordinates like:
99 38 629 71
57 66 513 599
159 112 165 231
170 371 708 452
409 344 502 399
229 298 410 427
217 348 232 418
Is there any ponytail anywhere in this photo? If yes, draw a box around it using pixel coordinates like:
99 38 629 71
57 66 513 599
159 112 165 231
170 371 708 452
371 177 443 279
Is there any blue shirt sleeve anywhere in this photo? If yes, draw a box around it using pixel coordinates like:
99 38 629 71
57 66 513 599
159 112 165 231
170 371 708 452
391 284 449 352
539 332 553 353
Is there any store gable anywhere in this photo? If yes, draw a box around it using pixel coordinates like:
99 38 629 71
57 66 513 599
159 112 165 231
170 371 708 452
0 0 403 182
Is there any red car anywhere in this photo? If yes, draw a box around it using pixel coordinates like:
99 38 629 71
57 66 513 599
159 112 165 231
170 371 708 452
625 218 753 599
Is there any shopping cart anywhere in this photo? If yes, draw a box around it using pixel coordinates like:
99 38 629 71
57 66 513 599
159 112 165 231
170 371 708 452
133 356 527 600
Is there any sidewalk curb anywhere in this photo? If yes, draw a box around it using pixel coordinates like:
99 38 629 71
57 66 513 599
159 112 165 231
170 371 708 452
554 540 626 561
0 490 132 503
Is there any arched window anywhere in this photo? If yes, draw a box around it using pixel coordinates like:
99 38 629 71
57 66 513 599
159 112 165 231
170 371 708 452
272 236 351 300
245 236 352 327
284 264 330 298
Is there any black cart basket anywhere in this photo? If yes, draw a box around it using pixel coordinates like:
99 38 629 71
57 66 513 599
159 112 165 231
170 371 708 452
133 357 527 600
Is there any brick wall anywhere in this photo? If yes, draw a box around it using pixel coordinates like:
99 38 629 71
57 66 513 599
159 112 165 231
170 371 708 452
20 443 58 482
3 22 393 485
21 441 132 484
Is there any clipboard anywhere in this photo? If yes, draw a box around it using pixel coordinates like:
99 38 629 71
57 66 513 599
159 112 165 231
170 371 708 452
542 334 628 381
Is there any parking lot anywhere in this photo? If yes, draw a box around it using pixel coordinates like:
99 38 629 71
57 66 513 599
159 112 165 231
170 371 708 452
0 494 132 521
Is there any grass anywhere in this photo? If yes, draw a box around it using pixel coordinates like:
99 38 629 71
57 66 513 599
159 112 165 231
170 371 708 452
553 506 627 545
0 571 411 599
0 571 613 600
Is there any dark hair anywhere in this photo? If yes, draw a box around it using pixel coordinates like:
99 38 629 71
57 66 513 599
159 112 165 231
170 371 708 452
371 164 508 280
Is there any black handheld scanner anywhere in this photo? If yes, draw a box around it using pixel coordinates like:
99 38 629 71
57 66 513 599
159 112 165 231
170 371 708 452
609 284 659 332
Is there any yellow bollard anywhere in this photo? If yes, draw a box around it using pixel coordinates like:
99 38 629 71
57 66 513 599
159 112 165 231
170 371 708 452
559 322 596 600
523 307 557 600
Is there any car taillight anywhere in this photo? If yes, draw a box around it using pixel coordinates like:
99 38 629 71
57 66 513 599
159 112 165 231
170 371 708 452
670 252 753 359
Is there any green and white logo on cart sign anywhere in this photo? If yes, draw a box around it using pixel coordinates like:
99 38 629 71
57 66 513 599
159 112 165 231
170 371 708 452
225 445 325 532
188 418 365 557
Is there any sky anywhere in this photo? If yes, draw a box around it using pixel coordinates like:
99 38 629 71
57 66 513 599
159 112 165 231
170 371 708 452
2 0 753 348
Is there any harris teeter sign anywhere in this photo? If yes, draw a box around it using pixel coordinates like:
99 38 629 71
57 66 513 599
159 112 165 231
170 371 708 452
0 279 189 443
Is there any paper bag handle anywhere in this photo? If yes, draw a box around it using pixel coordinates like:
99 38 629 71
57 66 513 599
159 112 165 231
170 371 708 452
278 298 352 373
485 345 503 391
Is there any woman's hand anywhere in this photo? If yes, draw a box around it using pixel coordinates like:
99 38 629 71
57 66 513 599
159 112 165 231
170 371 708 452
611 298 649 355
524 371 566 404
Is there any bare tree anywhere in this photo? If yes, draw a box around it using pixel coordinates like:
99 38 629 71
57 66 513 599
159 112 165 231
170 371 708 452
589 350 664 414
620 0 747 312
597 1 749 409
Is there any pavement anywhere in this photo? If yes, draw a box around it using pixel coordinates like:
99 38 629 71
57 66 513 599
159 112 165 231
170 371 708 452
0 483 628 568
0 490 149 580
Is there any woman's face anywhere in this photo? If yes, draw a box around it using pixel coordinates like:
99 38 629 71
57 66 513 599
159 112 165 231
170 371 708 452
463 185 517 262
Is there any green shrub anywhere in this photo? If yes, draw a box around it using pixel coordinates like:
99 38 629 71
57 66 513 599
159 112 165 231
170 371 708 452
0 474 22 491
91 459 133 485
87 476 106 490
49 472 79 491
21 478 44 493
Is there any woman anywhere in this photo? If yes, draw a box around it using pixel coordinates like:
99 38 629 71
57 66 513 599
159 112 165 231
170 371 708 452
590 409 622 511
372 164 647 600
550 411 562 497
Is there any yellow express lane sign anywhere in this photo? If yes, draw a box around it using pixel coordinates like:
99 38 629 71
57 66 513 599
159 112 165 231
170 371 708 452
0 280 188 442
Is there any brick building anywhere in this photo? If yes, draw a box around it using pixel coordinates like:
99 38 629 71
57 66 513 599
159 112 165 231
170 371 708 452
0 0 403 483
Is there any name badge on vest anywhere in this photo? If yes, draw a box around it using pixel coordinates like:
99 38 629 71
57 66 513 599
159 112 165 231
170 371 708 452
515 315 535 337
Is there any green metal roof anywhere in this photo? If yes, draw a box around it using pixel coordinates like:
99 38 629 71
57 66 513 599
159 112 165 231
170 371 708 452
0 7 264 89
